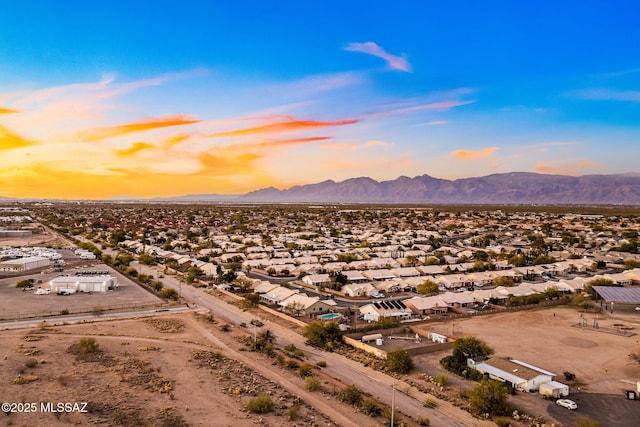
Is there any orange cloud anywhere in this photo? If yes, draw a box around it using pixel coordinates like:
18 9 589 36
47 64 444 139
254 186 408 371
0 125 36 150
165 133 192 147
79 115 200 142
116 142 156 157
206 118 357 138
451 147 498 160
534 160 599 175
0 107 18 114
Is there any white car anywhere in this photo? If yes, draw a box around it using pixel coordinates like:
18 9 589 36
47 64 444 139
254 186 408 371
556 399 577 410
34 288 51 295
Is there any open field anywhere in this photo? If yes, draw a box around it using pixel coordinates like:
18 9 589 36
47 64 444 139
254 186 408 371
0 312 380 427
0 263 164 320
413 305 640 426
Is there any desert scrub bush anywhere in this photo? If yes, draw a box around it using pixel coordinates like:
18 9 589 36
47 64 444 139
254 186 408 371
495 418 512 427
287 405 299 421
361 397 382 417
316 360 327 367
417 416 431 426
563 371 576 381
79 337 99 353
339 384 362 406
423 398 438 408
25 358 38 368
246 393 274 414
434 372 448 387
297 362 313 378
304 375 321 392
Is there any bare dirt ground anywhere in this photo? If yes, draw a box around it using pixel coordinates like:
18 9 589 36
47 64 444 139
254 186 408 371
412 305 640 426
0 312 383 427
0 227 70 249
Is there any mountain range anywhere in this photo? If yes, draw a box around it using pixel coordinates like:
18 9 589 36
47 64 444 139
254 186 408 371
237 172 640 205
2 172 639 204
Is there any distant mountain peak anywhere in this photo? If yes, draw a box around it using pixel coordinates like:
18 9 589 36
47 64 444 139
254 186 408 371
237 172 640 204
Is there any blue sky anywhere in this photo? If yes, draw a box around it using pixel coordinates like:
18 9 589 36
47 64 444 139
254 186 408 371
0 1 638 198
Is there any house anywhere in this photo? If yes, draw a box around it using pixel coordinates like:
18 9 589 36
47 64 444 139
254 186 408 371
259 286 299 304
363 269 397 281
278 293 337 316
342 282 376 297
359 299 413 322
469 358 556 393
343 270 368 282
403 296 449 316
302 273 330 287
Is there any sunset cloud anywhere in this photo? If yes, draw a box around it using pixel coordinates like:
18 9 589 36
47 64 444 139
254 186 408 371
116 142 156 157
344 42 411 72
79 115 200 142
206 118 357 138
451 147 498 160
428 120 448 125
0 107 19 114
0 125 36 151
534 160 599 175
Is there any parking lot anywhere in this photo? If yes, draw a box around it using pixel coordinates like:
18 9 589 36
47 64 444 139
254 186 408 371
0 259 163 321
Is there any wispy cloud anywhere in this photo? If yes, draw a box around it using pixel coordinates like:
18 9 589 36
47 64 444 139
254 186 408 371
0 124 36 150
569 88 640 102
0 107 19 114
344 42 411 72
206 118 357 138
427 120 448 125
534 160 599 175
596 67 640 79
451 147 498 160
116 142 156 157
523 141 578 153
79 115 200 142
367 100 474 118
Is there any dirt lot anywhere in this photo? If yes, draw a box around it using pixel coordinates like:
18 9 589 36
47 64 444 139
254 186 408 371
412 305 640 426
0 263 164 321
0 312 379 427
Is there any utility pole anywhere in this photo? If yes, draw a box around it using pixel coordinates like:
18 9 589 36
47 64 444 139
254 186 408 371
391 379 395 427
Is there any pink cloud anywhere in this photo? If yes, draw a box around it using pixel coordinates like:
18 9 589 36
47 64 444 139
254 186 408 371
451 147 498 160
428 120 448 125
534 160 599 175
344 42 411 72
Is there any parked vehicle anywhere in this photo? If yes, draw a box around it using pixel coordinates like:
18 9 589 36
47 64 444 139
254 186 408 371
556 399 577 410
34 288 50 295
370 292 385 299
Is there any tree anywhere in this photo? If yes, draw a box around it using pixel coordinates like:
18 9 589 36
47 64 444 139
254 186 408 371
243 292 260 308
585 277 615 297
303 321 342 350
16 279 33 289
440 336 494 376
507 255 527 267
492 276 515 287
386 349 414 374
416 279 440 296
469 379 510 416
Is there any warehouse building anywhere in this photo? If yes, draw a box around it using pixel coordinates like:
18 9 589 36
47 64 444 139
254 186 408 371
48 275 117 293
0 256 50 272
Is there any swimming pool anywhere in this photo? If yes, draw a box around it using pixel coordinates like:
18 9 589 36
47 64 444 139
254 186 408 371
318 313 341 320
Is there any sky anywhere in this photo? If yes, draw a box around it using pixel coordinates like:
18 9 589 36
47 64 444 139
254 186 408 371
1 1 639 199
